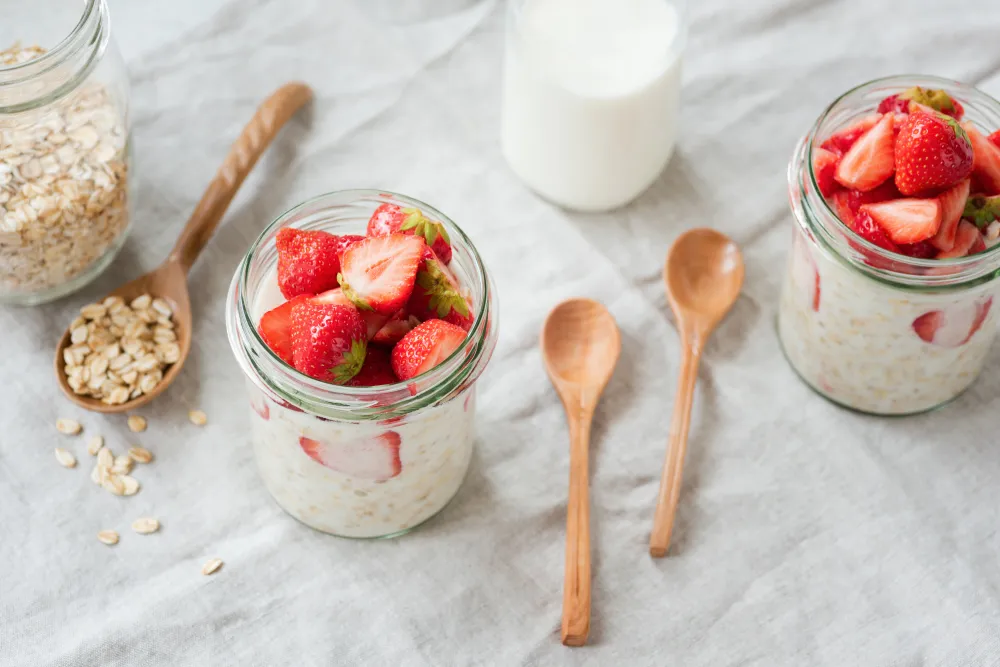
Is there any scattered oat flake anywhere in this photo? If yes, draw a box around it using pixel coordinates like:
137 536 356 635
97 530 119 546
96 447 113 469
189 410 207 426
56 418 82 435
90 465 103 485
201 558 223 576
86 435 104 455
128 445 153 464
54 448 77 468
127 415 147 432
121 476 139 496
132 517 159 534
102 476 125 496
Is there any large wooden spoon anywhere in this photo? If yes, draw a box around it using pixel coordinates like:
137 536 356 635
541 298 621 647
649 228 744 557
54 82 313 414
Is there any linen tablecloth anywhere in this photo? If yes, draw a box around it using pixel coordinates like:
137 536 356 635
5 0 1000 664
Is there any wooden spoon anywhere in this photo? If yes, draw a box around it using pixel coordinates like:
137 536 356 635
649 228 744 557
541 298 621 647
54 82 313 414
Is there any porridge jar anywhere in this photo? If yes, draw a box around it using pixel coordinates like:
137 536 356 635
778 76 1000 415
226 191 498 538
0 0 132 305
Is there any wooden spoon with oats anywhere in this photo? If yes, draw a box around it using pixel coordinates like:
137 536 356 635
55 82 313 414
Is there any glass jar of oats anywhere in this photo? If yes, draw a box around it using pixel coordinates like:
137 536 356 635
0 0 132 305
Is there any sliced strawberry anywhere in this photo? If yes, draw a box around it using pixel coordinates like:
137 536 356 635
937 220 982 259
313 288 389 340
391 319 467 381
930 178 971 251
860 199 941 244
897 241 937 258
347 346 398 387
289 300 368 384
372 310 422 346
835 113 895 191
299 432 402 481
878 87 964 120
338 234 425 316
913 297 993 347
850 209 900 252
829 183 903 230
990 130 1000 150
367 203 453 264
812 147 841 197
821 115 880 155
962 123 1000 195
275 228 355 299
258 295 310 365
407 246 473 330
894 111 973 195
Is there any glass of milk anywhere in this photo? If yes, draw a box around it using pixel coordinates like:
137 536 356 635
501 0 686 212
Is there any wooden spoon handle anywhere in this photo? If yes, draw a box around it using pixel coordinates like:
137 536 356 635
168 82 313 272
649 339 702 558
562 409 593 647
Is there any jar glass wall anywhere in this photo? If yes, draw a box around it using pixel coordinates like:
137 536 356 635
0 0 133 305
777 76 1000 415
226 190 498 538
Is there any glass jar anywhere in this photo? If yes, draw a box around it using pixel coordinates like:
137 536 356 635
501 0 687 212
0 0 132 305
778 75 1000 416
226 190 498 538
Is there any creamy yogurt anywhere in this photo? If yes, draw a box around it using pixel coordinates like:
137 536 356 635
501 0 683 211
778 228 999 415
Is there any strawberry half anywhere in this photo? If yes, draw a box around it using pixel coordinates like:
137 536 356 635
289 300 368 384
930 178 970 251
812 147 841 197
821 115 880 155
407 247 473 330
963 123 1000 195
937 220 984 259
367 203 453 264
299 432 402 481
338 234 425 316
391 319 467 381
347 346 398 387
834 113 895 191
859 199 941 244
276 228 359 299
313 288 389 340
877 87 964 120
913 297 992 347
372 310 422 346
850 209 899 252
894 111 973 195
989 130 1000 150
258 295 310 364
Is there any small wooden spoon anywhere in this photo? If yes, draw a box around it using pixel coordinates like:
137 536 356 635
541 298 621 647
649 228 744 557
55 82 313 414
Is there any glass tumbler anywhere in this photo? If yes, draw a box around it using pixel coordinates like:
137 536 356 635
226 190 498 538
0 0 133 305
778 76 1000 415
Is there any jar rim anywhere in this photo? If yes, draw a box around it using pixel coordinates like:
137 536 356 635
793 74 1000 290
226 189 498 421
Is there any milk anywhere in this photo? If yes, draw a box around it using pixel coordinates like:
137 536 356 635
501 0 684 212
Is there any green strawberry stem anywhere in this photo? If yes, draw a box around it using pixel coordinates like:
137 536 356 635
337 273 374 311
416 261 469 318
964 194 1000 230
330 338 367 384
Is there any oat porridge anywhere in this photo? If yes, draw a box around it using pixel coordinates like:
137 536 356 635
778 76 1000 415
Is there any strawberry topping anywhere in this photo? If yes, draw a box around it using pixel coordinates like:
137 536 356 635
894 111 973 195
407 246 473 331
930 178 971 251
338 234 425 316
347 346 399 387
391 319 467 381
834 113 895 192
367 203 453 264
964 123 1000 195
289 300 368 384
276 228 358 299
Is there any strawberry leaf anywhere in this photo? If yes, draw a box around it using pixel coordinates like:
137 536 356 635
330 338 367 384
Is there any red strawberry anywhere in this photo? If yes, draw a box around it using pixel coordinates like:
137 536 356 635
989 130 1000 150
850 209 900 252
299 432 402 481
894 111 973 195
275 228 357 299
289 300 367 384
812 147 841 197
372 310 422 346
834 113 895 191
367 203 453 264
407 247 473 330
860 198 941 244
258 295 310 364
821 115 880 155
338 234 425 316
347 346 398 387
963 123 1000 195
877 87 964 120
313 288 389 340
897 241 937 258
391 319 467 381
964 193 1000 229
930 178 970 251
913 297 993 347
937 220 982 259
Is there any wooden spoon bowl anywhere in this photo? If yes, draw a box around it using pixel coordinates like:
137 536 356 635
54 82 313 414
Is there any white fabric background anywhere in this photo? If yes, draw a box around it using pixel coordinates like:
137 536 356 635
4 0 1000 665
